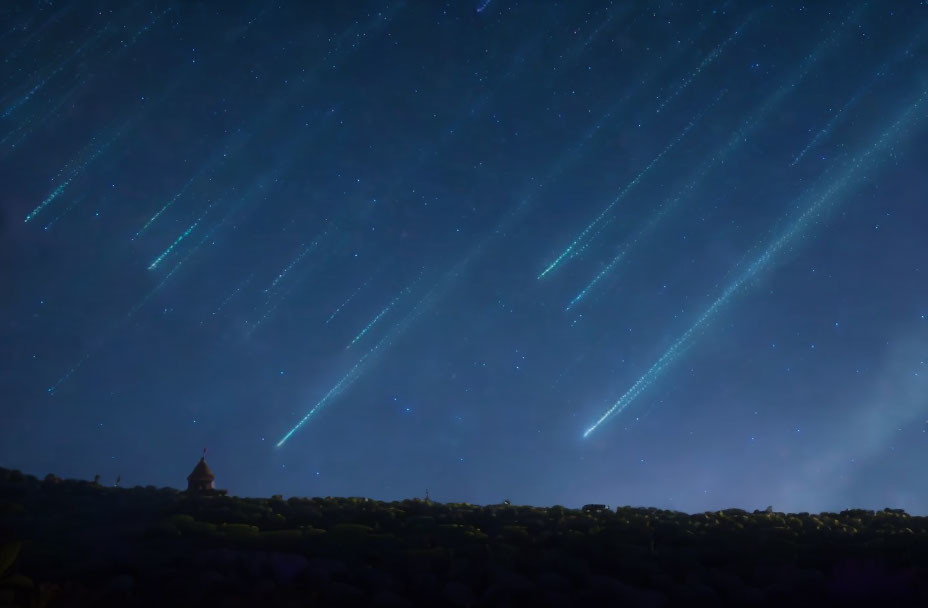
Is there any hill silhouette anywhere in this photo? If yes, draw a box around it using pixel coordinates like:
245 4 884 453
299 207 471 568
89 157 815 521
1 466 927 606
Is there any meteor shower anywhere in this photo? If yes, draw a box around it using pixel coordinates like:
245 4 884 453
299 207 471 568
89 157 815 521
4 1 928 517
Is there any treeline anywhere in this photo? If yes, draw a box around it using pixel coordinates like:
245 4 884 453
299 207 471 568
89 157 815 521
1 467 927 607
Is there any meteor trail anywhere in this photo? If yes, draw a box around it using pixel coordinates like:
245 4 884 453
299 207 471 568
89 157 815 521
325 279 370 324
548 4 636 78
538 90 726 280
583 89 928 438
565 4 868 310
50 175 275 394
347 277 420 349
147 201 217 270
130 6 399 241
276 106 610 444
1 4 160 123
275 6 765 446
133 172 201 241
789 25 928 167
24 128 123 223
1 35 89 120
0 81 83 151
42 195 86 232
47 107 335 393
348 303 394 348
278 267 439 447
209 274 254 319
276 35 707 445
0 3 75 66
380 0 720 223
23 52 208 225
245 230 331 337
655 12 755 114
266 241 320 294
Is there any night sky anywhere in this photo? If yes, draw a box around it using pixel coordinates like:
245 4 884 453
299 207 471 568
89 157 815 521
2 1 928 514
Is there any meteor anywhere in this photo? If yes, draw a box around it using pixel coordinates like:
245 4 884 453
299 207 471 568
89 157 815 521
266 240 324 295
278 267 440 447
559 1 733 106
5 5 267 155
1 38 86 120
325 279 370 324
50 145 319 392
655 12 756 114
0 80 84 151
0 4 145 122
583 89 928 438
24 54 206 225
277 29 720 444
119 7 173 51
538 89 726 280
275 8 749 445
565 3 868 310
277 117 584 445
790 91 865 169
391 0 720 220
1 3 75 66
789 25 928 167
24 127 122 223
348 303 394 349
132 172 202 241
547 2 637 78
347 276 420 349
147 200 217 270
48 209 225 395
145 104 339 276
244 231 331 337
42 195 86 232
209 274 253 319
131 6 399 240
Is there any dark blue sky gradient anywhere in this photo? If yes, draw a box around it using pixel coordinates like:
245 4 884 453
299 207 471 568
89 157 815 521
2 1 928 513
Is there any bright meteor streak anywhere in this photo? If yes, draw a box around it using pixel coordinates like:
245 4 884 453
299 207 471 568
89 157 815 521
47 101 340 392
277 268 436 448
147 201 217 270
133 174 200 241
348 306 392 348
583 89 928 438
276 39 712 445
275 9 762 446
538 90 726 280
347 277 420 349
24 128 122 223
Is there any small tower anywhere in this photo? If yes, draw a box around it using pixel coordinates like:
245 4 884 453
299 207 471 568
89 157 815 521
187 448 215 493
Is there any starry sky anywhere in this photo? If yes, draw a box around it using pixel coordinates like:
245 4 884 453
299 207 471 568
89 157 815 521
2 0 928 514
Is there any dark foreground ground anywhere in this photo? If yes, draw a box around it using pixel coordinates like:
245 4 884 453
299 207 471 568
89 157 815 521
1 468 927 607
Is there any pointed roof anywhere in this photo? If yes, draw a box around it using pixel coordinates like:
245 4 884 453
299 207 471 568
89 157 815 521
187 457 215 482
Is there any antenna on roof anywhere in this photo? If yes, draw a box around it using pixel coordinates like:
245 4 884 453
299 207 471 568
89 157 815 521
203 447 207 459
